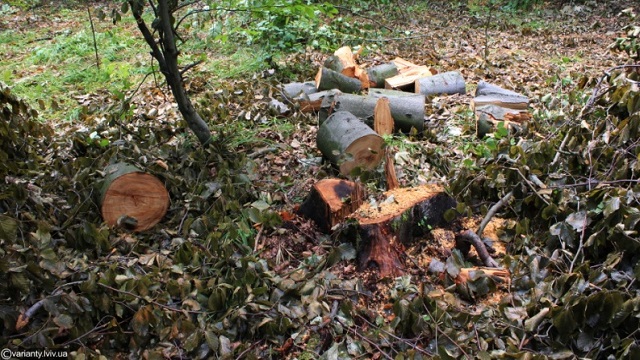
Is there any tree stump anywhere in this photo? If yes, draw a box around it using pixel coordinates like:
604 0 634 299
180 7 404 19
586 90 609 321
346 185 456 276
100 163 169 232
298 179 365 233
316 111 385 176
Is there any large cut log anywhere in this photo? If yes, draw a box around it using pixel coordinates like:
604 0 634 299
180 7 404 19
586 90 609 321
366 63 399 88
317 111 385 176
369 88 418 98
294 89 341 113
385 66 435 91
345 185 456 276
415 71 466 96
324 47 370 89
471 81 529 110
100 163 169 232
316 67 363 93
298 179 365 233
281 81 318 100
319 93 425 132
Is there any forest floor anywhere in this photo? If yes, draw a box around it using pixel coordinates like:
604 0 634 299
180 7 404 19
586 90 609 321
1 0 640 358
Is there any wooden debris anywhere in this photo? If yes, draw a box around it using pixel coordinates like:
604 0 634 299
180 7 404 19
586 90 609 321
369 88 418 98
415 71 466 96
366 63 399 88
320 92 425 132
455 267 510 285
298 179 365 233
384 149 399 191
391 57 420 73
281 81 317 100
471 81 530 137
324 46 370 89
373 97 394 135
316 111 385 176
315 67 363 93
100 163 169 232
347 185 456 276
295 89 341 113
385 66 435 91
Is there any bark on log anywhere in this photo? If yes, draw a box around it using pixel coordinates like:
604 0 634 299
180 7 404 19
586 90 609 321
366 63 399 88
317 111 385 176
415 71 466 96
475 104 531 137
100 163 169 232
374 97 394 135
346 185 456 276
319 93 425 132
369 88 418 98
385 66 435 91
281 81 318 100
471 81 529 110
298 179 365 233
316 67 363 93
295 89 341 113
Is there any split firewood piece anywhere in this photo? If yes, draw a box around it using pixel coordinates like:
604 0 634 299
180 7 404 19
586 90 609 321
374 97 394 135
366 63 399 88
324 46 370 89
471 81 529 110
319 92 425 132
384 149 399 191
298 179 365 233
346 185 456 277
316 111 385 176
100 163 169 232
455 267 510 285
415 71 466 96
316 67 363 93
281 81 318 100
295 89 341 113
391 57 420 73
385 66 435 91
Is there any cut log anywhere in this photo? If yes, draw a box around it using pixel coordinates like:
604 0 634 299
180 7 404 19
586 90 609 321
281 81 318 100
295 89 341 113
415 71 466 96
369 88 418 98
320 93 425 132
318 89 342 124
298 179 365 233
366 63 399 88
324 47 370 89
100 163 169 232
315 67 363 93
471 81 529 110
374 97 394 135
317 111 385 176
346 185 456 276
384 66 435 91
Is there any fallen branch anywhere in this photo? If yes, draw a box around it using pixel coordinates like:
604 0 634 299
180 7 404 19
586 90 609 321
457 230 499 268
476 190 513 237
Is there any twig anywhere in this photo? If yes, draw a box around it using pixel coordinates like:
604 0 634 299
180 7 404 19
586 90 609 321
180 60 203 76
581 64 640 117
334 5 394 32
234 339 264 360
458 230 500 268
423 304 469 359
253 225 263 252
550 130 571 168
87 7 100 69
355 314 434 357
476 190 513 237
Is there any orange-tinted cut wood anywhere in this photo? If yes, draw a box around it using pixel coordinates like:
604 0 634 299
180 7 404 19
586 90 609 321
101 171 169 231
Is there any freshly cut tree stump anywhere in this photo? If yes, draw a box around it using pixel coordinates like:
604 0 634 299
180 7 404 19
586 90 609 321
317 111 385 176
298 179 365 233
366 63 399 88
320 93 425 132
415 71 466 96
316 67 363 93
347 185 456 276
100 163 169 232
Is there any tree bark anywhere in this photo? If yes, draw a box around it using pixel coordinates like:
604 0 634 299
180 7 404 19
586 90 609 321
415 71 466 96
298 179 365 233
130 0 212 146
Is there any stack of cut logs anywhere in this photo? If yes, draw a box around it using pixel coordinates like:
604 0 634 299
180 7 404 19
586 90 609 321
284 46 521 282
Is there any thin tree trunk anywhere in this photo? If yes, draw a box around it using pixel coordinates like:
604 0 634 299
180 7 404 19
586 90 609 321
130 0 212 146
